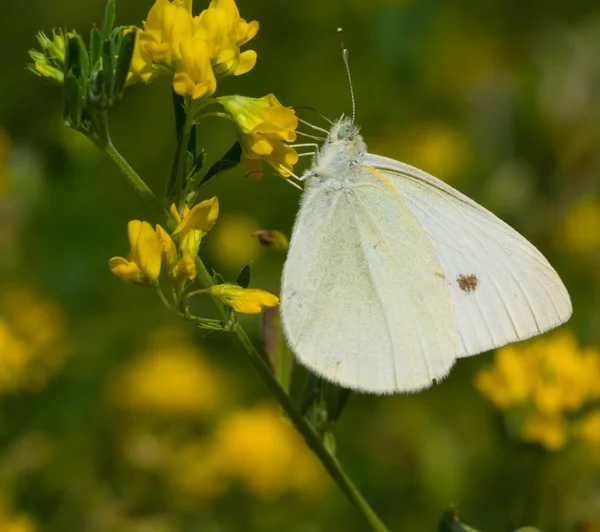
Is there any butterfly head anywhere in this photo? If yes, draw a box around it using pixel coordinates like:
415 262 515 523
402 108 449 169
324 117 366 159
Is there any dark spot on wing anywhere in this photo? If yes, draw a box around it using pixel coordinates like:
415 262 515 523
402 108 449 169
457 273 478 293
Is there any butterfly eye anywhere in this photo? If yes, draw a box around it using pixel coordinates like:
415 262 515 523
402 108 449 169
337 124 354 140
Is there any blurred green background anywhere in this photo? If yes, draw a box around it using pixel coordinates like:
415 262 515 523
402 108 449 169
1 0 600 530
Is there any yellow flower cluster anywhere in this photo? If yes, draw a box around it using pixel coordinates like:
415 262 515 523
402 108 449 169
109 197 218 284
123 403 328 502
561 195 600 254
128 0 258 100
110 197 279 314
219 94 299 177
475 330 600 451
0 287 68 394
110 328 220 417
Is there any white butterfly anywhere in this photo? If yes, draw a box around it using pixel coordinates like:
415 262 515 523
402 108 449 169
280 117 572 394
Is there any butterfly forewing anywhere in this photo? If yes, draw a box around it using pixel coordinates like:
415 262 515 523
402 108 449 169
281 165 458 393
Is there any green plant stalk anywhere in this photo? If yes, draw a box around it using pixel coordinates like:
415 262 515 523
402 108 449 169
104 136 390 532
167 102 194 205
105 140 164 215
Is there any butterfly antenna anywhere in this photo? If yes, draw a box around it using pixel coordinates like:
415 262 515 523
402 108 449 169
337 27 356 123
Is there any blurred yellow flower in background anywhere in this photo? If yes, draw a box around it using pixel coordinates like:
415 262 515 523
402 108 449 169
128 0 258 98
0 287 68 394
0 492 35 532
475 330 600 451
110 328 220 417
371 122 471 183
213 404 328 500
210 212 261 268
109 220 163 285
218 94 299 177
561 195 600 253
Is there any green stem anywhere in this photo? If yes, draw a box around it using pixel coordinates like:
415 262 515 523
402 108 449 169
167 105 194 206
104 110 390 532
192 258 389 532
105 140 164 215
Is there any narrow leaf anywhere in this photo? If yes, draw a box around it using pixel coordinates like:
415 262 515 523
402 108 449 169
65 35 82 78
114 29 136 98
199 142 242 187
236 263 252 288
74 34 90 83
101 0 116 42
90 27 101 68
64 73 83 127
212 272 225 285
101 39 114 101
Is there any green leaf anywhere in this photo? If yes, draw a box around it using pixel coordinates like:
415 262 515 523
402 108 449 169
236 263 252 288
322 381 352 423
101 0 116 42
187 150 207 181
74 34 90 83
101 39 114 102
114 29 136 98
90 27 101 69
300 376 351 436
63 73 83 127
212 272 225 285
199 142 242 187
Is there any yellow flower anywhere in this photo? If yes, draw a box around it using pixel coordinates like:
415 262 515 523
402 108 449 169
0 491 36 532
165 197 219 280
206 284 279 314
213 404 327 500
474 345 531 408
128 0 258 95
577 410 600 445
209 213 261 269
172 197 219 253
194 0 259 76
475 330 600 451
172 37 217 99
110 328 220 417
109 220 162 285
561 195 600 253
155 224 178 271
0 287 68 395
522 414 567 451
218 94 299 177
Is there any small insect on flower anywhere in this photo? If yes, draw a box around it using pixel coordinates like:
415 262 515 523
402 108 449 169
206 284 279 314
109 220 163 285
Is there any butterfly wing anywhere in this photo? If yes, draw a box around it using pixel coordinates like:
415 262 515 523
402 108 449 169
281 168 459 393
361 153 572 358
